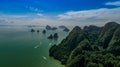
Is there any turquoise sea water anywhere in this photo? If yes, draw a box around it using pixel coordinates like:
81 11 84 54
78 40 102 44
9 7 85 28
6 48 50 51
0 26 69 67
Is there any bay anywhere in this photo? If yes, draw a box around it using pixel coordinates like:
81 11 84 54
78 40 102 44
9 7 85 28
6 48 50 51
0 26 69 67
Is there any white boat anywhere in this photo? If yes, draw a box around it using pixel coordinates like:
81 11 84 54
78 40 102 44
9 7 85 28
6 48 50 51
43 56 47 60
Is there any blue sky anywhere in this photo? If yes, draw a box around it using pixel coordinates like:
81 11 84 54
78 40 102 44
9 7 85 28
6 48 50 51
0 0 118 14
0 0 120 26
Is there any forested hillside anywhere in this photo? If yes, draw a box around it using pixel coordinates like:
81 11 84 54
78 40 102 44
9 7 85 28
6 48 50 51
49 22 120 67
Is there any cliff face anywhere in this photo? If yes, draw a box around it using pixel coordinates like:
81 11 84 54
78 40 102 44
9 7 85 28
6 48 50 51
49 22 120 67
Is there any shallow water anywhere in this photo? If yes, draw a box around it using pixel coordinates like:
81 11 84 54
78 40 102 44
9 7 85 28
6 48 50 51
0 26 69 67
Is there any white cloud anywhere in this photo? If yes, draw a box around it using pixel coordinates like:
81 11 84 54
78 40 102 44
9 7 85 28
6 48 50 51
36 13 44 16
28 6 43 13
57 7 120 25
105 1 120 6
0 6 120 26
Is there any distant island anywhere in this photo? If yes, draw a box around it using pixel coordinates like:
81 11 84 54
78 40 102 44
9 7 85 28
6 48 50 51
42 30 46 34
30 29 35 32
46 25 57 30
59 25 70 32
48 33 59 40
59 25 67 29
49 22 120 67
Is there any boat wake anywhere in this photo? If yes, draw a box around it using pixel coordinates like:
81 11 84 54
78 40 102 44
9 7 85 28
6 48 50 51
49 43 52 46
34 45 39 48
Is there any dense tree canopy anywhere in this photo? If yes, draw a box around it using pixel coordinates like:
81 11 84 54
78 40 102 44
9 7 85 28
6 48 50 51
49 22 120 67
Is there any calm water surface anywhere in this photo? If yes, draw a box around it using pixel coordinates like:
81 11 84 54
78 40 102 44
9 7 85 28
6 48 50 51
0 26 69 67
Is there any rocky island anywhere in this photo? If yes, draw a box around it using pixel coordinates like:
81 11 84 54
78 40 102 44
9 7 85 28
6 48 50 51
49 22 120 67
59 25 67 29
48 34 53 39
46 25 57 30
63 28 70 32
37 30 39 33
42 30 46 34
53 33 58 39
48 33 59 40
59 25 70 32
46 25 52 30
31 29 35 32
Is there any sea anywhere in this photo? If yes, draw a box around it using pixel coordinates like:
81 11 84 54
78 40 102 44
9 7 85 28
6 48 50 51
0 25 70 67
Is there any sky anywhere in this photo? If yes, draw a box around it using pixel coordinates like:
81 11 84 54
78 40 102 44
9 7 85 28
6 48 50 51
0 0 120 26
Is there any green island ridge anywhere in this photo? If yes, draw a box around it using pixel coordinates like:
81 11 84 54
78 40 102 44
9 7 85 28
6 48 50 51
49 22 120 67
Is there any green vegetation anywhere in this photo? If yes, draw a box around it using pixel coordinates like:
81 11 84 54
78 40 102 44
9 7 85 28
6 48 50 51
49 22 120 67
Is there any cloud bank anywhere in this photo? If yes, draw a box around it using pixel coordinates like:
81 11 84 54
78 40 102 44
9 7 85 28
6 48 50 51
57 7 120 23
105 1 120 6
